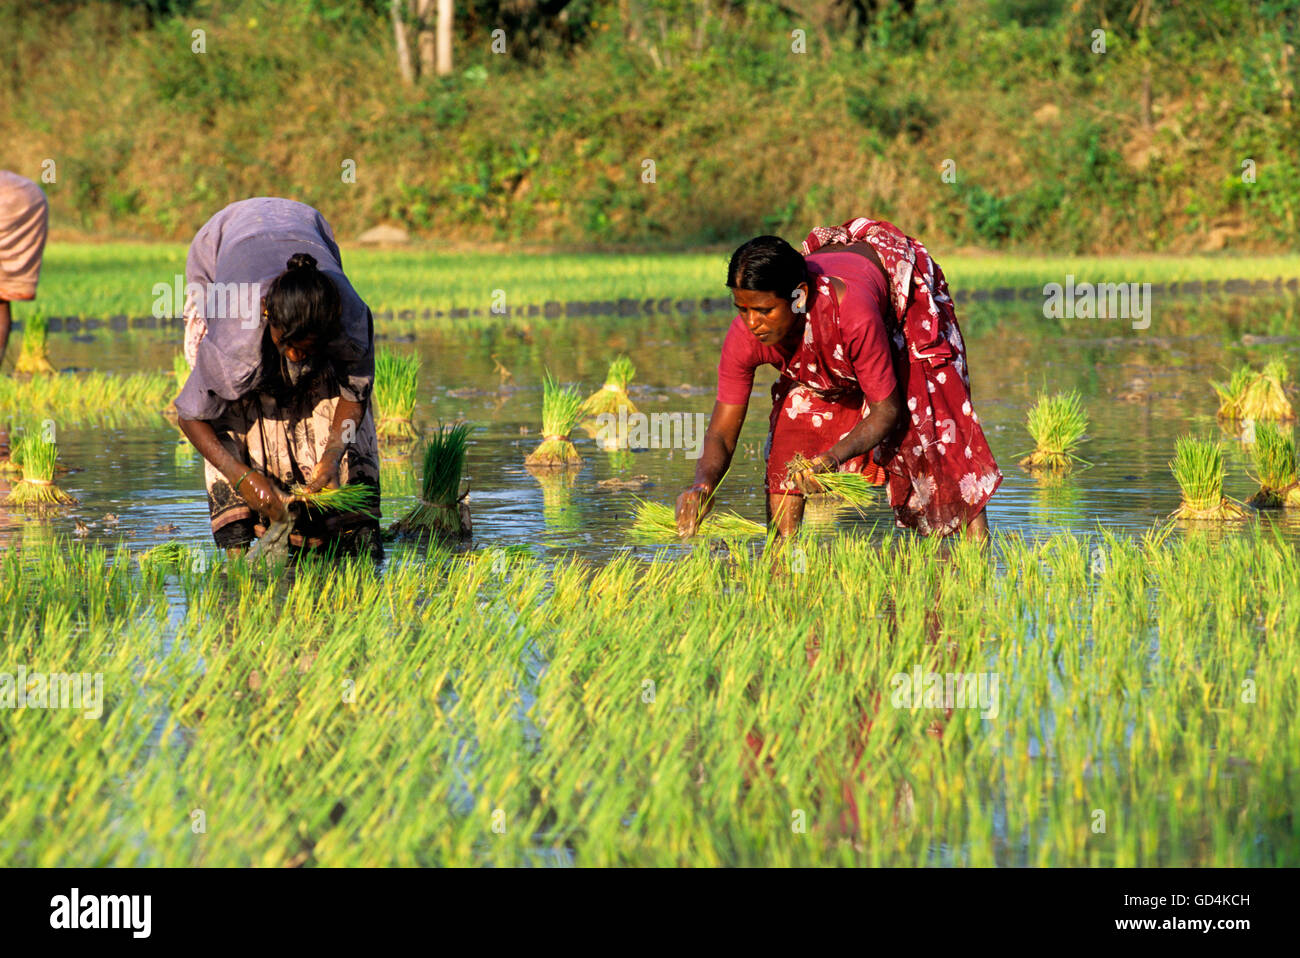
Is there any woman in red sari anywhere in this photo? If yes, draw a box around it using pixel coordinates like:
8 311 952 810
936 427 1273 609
676 217 1000 539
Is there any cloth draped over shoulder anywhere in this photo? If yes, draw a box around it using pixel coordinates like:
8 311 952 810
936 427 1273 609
0 171 50 302
175 197 374 421
802 217 1002 536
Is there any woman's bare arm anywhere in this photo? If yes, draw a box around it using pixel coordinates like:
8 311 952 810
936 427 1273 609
675 400 747 535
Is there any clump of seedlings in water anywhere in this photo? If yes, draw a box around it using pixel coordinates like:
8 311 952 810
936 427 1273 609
1168 435 1247 521
786 454 879 515
1246 421 1300 509
579 355 638 419
1019 390 1089 470
4 432 76 507
525 372 583 468
0 370 172 424
374 350 422 441
390 422 473 542
1213 361 1296 422
138 540 189 572
14 314 55 375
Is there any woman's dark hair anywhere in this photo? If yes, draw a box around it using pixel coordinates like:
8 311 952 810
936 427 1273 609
726 235 807 299
263 252 341 345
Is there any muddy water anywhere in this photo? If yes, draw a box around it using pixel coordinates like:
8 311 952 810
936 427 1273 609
4 291 1299 559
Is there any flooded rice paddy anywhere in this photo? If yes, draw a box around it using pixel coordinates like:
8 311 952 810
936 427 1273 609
6 291 1299 557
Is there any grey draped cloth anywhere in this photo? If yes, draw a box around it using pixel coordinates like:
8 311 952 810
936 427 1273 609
174 197 374 422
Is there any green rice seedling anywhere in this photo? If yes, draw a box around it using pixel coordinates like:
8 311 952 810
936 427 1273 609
390 423 473 542
1019 390 1088 469
1214 361 1296 422
290 482 377 518
628 498 766 541
1168 435 1247 521
0 370 171 425
374 349 422 441
1242 360 1295 422
1245 421 1300 508
138 540 189 572
579 355 638 419
4 432 76 506
1211 364 1253 421
14 314 55 375
786 453 879 515
525 372 583 468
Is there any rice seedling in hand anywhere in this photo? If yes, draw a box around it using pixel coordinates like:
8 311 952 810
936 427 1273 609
289 482 378 518
374 350 422 441
14 314 55 375
525 372 583 468
1168 435 1248 521
579 355 639 420
1246 421 1300 508
629 498 766 541
1019 391 1089 470
786 453 879 515
4 432 76 506
390 422 473 542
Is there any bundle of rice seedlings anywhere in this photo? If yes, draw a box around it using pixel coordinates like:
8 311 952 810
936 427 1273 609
138 541 188 572
390 422 473 542
374 350 422 440
1245 421 1300 508
525 372 583 467
1241 360 1295 422
1214 361 1296 422
1211 365 1253 421
1168 435 1248 521
289 482 378 518
1019 391 1088 470
786 453 879 515
629 498 766 542
4 433 76 506
14 314 55 375
579 355 638 419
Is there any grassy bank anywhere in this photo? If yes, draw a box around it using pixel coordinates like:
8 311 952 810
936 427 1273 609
1 528 1295 866
1 0 1295 253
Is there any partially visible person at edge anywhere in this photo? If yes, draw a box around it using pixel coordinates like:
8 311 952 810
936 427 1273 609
0 170 50 464
676 217 1001 541
175 197 382 558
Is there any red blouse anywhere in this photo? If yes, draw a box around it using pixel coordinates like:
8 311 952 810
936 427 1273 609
716 250 896 406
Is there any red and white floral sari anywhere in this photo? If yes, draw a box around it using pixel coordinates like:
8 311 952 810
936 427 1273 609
799 217 1001 536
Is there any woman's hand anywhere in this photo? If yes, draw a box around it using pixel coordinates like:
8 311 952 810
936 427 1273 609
305 444 344 494
238 471 291 523
789 453 838 495
675 483 714 537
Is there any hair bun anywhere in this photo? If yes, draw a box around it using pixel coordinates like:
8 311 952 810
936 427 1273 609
286 252 318 272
